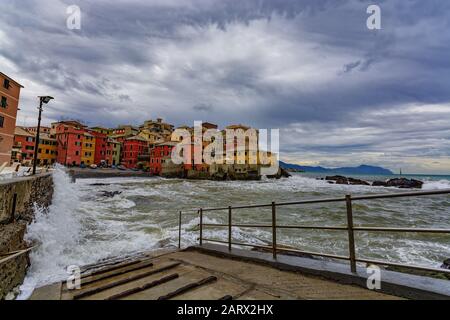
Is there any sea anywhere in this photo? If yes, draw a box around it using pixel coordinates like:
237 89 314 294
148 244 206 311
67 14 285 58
17 167 450 299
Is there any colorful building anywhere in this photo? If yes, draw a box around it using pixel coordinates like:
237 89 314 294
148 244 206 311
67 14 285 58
81 132 95 165
26 126 51 134
149 142 177 175
108 139 121 166
122 135 148 168
37 133 58 166
90 126 113 136
55 121 86 166
140 118 174 140
0 72 23 165
12 126 35 165
88 130 108 165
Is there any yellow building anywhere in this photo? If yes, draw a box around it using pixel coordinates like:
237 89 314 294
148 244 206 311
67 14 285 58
81 132 95 165
37 133 58 166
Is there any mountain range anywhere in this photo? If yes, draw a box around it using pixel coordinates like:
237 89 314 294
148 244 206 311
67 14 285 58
279 161 394 175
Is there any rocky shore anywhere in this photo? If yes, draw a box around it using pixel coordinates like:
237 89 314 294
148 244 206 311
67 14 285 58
324 175 424 189
69 167 292 181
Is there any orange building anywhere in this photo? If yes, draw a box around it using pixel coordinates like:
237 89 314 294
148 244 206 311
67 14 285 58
0 72 23 165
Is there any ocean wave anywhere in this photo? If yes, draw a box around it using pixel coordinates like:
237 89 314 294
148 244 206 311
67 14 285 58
422 179 450 190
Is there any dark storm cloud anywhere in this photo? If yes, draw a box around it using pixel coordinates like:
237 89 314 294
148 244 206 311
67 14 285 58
1 0 449 173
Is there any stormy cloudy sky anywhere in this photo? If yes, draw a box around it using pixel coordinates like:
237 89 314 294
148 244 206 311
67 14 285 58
1 0 450 174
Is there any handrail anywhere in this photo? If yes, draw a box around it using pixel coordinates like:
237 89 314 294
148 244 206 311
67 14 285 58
180 188 450 212
177 188 450 275
0 246 36 265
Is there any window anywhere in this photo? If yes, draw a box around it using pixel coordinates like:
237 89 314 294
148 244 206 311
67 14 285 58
1 96 7 108
0 116 4 128
3 79 10 89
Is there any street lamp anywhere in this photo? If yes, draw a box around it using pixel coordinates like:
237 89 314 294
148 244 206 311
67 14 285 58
32 96 54 175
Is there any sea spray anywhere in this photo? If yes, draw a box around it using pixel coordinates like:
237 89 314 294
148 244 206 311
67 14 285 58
18 166 82 299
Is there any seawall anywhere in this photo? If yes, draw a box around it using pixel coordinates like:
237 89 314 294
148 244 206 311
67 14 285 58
0 173 53 299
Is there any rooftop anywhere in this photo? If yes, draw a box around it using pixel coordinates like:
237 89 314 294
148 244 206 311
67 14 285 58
14 126 34 137
0 72 24 88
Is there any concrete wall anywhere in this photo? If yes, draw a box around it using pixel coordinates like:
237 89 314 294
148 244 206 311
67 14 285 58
0 173 53 299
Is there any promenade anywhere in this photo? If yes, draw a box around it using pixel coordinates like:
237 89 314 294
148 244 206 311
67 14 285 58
30 246 405 300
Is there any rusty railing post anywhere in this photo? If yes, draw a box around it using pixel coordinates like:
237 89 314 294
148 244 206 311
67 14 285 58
199 208 203 246
272 202 277 260
346 195 357 273
228 206 232 251
178 211 182 249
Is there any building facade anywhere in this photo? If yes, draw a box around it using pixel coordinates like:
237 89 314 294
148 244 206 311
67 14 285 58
122 136 148 168
37 133 57 166
55 121 86 166
88 130 108 165
109 139 121 166
0 72 23 165
12 127 35 165
81 132 95 165
149 142 177 175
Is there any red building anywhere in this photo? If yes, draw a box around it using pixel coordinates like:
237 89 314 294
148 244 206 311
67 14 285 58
89 130 108 165
149 142 177 175
122 135 148 168
55 121 86 166
12 127 35 164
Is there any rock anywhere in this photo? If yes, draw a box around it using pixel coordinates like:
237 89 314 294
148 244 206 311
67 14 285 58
267 167 291 179
100 191 122 198
372 180 388 187
348 177 370 186
385 178 423 189
441 259 450 270
326 175 349 185
280 168 291 178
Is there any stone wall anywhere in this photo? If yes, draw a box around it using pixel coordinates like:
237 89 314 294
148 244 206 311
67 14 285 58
0 173 53 299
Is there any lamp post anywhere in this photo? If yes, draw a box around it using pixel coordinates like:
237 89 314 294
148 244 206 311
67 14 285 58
32 96 54 175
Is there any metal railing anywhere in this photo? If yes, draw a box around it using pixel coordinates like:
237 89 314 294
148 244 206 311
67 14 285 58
178 189 450 275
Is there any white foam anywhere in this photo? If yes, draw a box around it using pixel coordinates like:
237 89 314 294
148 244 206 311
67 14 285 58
422 179 450 190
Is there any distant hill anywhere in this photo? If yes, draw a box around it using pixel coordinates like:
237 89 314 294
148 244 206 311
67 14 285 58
280 161 393 175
